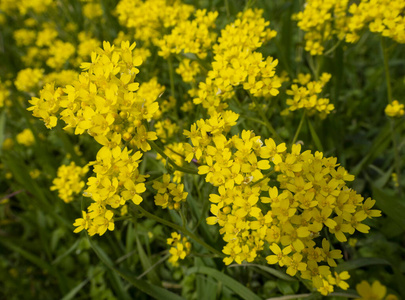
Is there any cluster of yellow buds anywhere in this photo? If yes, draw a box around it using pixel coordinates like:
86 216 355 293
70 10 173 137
0 80 10 108
385 100 404 118
296 0 405 55
294 0 349 55
176 59 201 84
283 73 334 119
50 162 88 203
16 128 35 146
346 0 405 44
194 9 279 114
78 147 147 236
14 68 44 93
167 232 191 266
156 9 218 59
153 174 188 210
115 0 194 45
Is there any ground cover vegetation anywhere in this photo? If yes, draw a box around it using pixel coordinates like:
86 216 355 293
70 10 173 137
0 0 404 299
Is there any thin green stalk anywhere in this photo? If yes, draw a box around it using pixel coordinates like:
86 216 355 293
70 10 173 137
381 38 402 195
381 37 392 103
225 0 230 18
133 204 224 257
292 111 306 145
168 57 175 99
390 120 403 196
250 95 282 142
148 140 198 174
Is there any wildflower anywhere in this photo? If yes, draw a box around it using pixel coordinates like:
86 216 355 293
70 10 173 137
385 100 404 118
167 232 191 266
356 280 387 300
16 129 35 146
51 162 88 203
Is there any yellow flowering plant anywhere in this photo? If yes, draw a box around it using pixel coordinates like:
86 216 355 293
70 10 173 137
0 0 404 299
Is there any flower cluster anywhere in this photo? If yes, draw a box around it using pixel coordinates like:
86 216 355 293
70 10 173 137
296 0 405 55
356 280 398 300
16 128 35 146
283 73 334 119
184 112 380 293
346 0 405 44
115 0 194 45
193 9 279 113
76 147 147 236
0 80 10 108
153 174 188 210
167 232 191 266
294 0 349 55
385 100 404 118
156 9 218 59
50 162 88 203
14 68 44 93
29 41 163 235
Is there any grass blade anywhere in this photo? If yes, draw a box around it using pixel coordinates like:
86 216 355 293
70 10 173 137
186 266 261 300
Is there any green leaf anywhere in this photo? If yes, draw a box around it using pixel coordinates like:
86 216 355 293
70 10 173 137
135 234 161 285
351 122 401 176
187 266 261 300
0 238 53 272
371 186 405 230
307 118 323 152
335 257 391 273
61 278 91 300
87 235 184 300
229 263 296 282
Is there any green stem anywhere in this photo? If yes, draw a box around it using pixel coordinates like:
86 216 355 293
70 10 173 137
381 38 402 195
133 204 223 257
381 37 392 103
147 140 198 174
168 57 175 99
292 111 306 145
390 120 403 196
250 95 282 142
225 0 230 18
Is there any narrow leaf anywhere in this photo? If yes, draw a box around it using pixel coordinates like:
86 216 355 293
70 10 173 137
187 266 261 300
372 186 405 230
335 257 391 273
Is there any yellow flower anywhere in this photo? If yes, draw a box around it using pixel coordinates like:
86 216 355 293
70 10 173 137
356 280 387 300
385 100 404 118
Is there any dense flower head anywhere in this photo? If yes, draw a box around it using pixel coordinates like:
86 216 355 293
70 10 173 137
184 115 380 294
283 73 334 119
115 0 194 45
193 9 279 114
167 232 191 266
346 0 405 44
51 162 89 203
153 174 188 210
28 41 163 236
16 128 35 146
14 68 44 93
156 9 218 59
0 80 10 108
356 280 398 300
294 0 349 55
385 100 404 118
74 146 148 236
296 0 405 55
28 41 158 151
